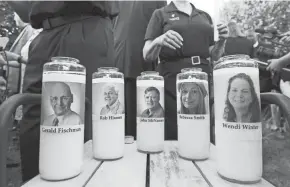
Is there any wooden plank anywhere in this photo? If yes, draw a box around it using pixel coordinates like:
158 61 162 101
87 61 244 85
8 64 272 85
22 141 101 187
150 141 209 187
194 144 275 187
86 142 147 187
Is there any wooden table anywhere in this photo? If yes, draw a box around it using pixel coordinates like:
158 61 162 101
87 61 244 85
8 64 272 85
22 141 275 187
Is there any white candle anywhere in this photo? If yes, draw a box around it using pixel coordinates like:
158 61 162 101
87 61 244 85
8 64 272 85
214 67 262 183
39 125 84 180
92 78 125 160
178 117 210 160
136 79 164 153
40 71 85 180
177 79 210 160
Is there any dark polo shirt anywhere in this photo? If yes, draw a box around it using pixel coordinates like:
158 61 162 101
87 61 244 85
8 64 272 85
8 1 119 29
29 1 119 29
145 2 214 61
114 1 166 78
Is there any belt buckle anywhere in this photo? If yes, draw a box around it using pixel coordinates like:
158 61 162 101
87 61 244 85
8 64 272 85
191 56 201 65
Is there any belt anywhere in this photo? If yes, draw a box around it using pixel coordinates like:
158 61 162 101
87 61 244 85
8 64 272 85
162 56 209 65
42 15 95 30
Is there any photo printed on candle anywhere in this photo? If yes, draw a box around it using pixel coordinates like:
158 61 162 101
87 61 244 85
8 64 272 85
137 86 164 118
136 79 164 153
176 79 211 160
223 73 261 123
177 81 209 115
100 83 124 115
92 78 125 159
213 65 263 182
214 67 262 141
93 81 125 117
39 71 85 180
41 81 85 127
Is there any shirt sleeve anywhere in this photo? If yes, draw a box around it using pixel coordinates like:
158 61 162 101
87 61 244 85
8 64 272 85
205 14 215 46
199 11 215 46
144 9 164 41
155 1 167 9
209 27 215 46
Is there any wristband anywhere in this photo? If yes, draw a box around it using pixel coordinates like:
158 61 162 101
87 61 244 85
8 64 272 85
17 55 23 63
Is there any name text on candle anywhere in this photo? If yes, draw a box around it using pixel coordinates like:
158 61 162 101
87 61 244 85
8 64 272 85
42 127 82 133
178 115 205 120
222 123 259 130
140 118 164 123
100 115 123 120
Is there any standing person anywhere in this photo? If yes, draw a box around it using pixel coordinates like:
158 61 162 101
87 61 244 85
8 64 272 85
7 1 119 182
113 1 166 138
143 0 228 140
5 12 35 95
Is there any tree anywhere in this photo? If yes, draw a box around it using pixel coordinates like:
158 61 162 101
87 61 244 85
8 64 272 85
220 0 290 33
0 1 21 49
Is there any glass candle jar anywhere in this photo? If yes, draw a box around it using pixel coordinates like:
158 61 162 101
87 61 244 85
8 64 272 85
92 67 125 160
213 55 262 184
176 68 210 160
40 56 86 180
136 71 164 153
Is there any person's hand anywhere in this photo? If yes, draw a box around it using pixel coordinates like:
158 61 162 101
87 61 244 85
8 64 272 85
0 54 7 66
157 30 183 50
217 23 229 41
266 58 284 73
280 31 290 43
0 52 22 68
280 35 290 43
3 51 20 61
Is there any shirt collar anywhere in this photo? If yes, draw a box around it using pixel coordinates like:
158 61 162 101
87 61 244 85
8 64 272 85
164 1 198 16
107 99 119 110
54 110 71 122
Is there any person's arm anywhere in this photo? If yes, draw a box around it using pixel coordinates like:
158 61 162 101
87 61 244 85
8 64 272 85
279 53 290 66
209 40 226 62
143 9 181 62
0 51 26 68
280 31 290 43
209 24 229 62
143 31 183 62
143 39 162 62
0 61 21 68
143 9 183 62
3 51 27 64
267 52 290 72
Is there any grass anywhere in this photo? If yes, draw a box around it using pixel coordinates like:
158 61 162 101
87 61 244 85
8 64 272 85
7 120 22 187
6 106 290 187
262 128 290 187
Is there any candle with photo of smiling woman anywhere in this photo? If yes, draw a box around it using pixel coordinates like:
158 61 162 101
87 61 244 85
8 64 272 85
213 55 262 184
176 68 210 161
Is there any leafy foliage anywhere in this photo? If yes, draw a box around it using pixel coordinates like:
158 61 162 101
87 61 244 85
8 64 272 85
220 0 290 33
0 1 21 49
